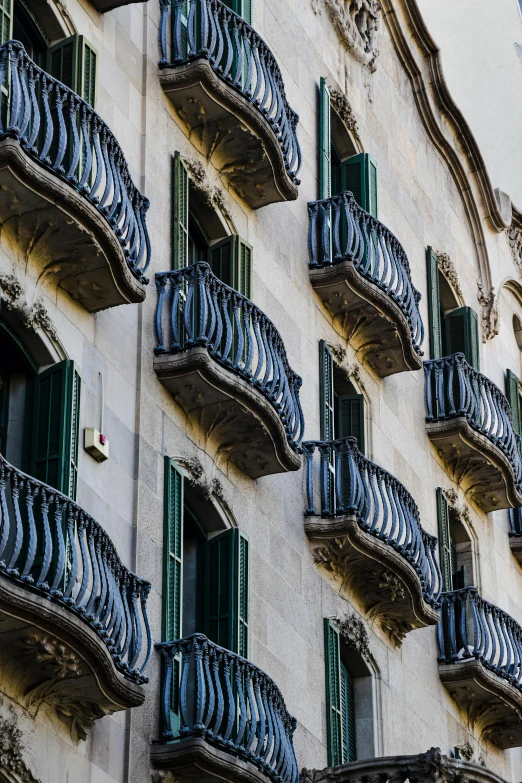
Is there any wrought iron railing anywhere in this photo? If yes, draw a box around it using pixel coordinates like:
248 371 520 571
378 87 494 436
438 587 522 691
425 353 522 490
158 0 301 184
0 41 150 282
155 262 304 451
303 437 442 608
156 634 299 783
308 191 424 355
0 454 152 684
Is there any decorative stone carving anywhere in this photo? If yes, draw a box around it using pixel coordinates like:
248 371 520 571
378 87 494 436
312 0 381 72
0 272 58 339
436 252 463 301
22 633 83 679
25 679 109 742
0 273 24 309
477 280 499 342
506 227 522 274
183 456 205 488
0 699 41 783
443 488 472 527
329 343 347 364
332 614 370 660
329 89 360 141
184 156 234 223
455 742 474 762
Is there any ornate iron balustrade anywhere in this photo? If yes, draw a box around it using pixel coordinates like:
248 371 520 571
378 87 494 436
156 634 299 783
155 262 304 451
158 0 301 185
438 587 522 690
0 453 152 684
308 191 424 356
303 437 441 608
0 41 150 282
425 354 522 492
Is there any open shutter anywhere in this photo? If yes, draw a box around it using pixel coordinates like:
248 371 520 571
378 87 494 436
336 394 365 455
30 360 80 500
506 369 522 436
445 306 480 370
320 340 335 441
319 77 331 201
227 0 252 22
233 237 253 299
0 0 12 45
78 37 97 108
324 619 343 767
173 152 189 270
47 35 80 91
340 153 378 218
209 237 233 287
340 662 356 763
426 247 442 360
436 488 453 592
204 527 249 656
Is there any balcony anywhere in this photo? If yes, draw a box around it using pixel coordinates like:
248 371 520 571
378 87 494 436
303 438 441 645
157 0 301 209
308 192 424 376
509 508 522 563
0 454 151 740
151 634 298 783
154 262 304 478
438 588 522 748
425 354 522 512
301 748 507 783
0 42 150 312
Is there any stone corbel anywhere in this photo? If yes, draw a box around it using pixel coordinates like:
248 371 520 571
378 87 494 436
477 280 499 343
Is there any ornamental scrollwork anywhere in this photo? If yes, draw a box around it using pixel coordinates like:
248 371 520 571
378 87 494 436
477 280 499 343
312 0 381 72
0 699 41 783
506 227 522 275
436 252 463 301
329 89 360 142
332 614 371 660
0 271 58 339
183 156 234 223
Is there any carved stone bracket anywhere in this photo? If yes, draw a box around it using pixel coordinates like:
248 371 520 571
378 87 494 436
0 271 58 339
312 0 381 72
329 88 361 142
183 156 234 224
477 280 499 343
506 227 522 275
332 614 370 660
436 252 463 301
0 698 41 783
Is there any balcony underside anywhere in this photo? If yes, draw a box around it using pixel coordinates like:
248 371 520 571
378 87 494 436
309 260 422 377
439 658 522 749
159 59 298 210
154 346 301 478
0 137 147 312
151 735 273 783
0 573 144 742
305 515 439 646
426 418 522 512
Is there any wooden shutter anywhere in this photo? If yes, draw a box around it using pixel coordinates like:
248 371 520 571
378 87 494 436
340 153 378 218
229 0 252 22
506 369 522 436
163 458 184 642
436 488 453 592
78 37 97 108
336 394 365 455
47 36 80 90
0 0 12 45
426 247 442 360
340 662 356 763
30 360 81 500
208 236 252 298
319 77 331 201
445 306 480 370
204 527 249 656
319 340 335 441
324 618 343 767
209 238 233 286
173 152 189 270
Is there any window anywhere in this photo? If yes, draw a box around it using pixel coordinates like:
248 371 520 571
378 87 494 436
436 488 476 591
319 341 365 450
514 315 522 353
223 0 252 22
426 247 480 369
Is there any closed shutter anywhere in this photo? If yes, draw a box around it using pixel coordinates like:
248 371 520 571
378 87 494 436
204 527 249 656
436 488 453 592
506 369 522 436
445 306 480 370
30 360 81 500
340 662 356 763
340 153 378 218
324 619 343 767
0 0 12 45
426 247 442 360
173 152 189 270
336 394 365 455
319 77 331 201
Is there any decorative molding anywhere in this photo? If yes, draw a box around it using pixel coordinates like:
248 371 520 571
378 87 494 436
0 698 41 783
312 0 381 72
329 88 361 141
24 679 109 742
329 343 347 364
0 272 58 339
477 280 499 343
443 488 472 527
21 632 83 679
455 742 474 762
506 227 522 275
436 252 463 301
332 614 370 660
183 156 234 223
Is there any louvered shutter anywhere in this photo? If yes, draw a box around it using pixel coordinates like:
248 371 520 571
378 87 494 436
204 527 249 655
209 237 233 286
436 488 453 592
0 0 12 45
30 360 81 500
227 0 252 22
336 394 365 454
320 340 335 441
324 619 343 767
78 37 97 108
426 247 442 360
47 36 80 90
319 77 331 201
340 153 378 218
506 369 522 436
445 306 480 370
233 236 253 299
173 152 189 270
340 662 356 763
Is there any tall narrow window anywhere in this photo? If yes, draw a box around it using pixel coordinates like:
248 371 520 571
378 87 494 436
324 619 357 766
506 369 522 437
47 35 98 106
319 341 365 452
209 236 253 298
173 152 190 270
436 488 473 591
340 152 378 218
444 307 480 371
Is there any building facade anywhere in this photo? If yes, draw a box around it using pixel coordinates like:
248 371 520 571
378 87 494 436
1 2 522 783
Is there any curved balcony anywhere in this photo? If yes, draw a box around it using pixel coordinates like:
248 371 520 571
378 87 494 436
301 748 507 783
154 262 304 478
425 354 522 512
152 634 298 783
303 438 441 645
0 454 151 740
0 41 150 312
438 588 522 748
158 0 301 209
308 192 424 376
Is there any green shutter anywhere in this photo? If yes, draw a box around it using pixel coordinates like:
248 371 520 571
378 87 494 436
233 237 253 299
506 369 522 436
336 394 365 455
319 340 335 441
436 488 453 592
163 458 184 642
0 369 8 456
340 153 378 218
47 35 80 91
173 152 189 270
340 662 356 763
30 360 81 500
426 247 442 360
0 0 12 45
324 618 343 767
78 37 97 108
204 527 249 655
209 237 233 286
228 0 252 22
319 77 331 201
444 306 480 370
